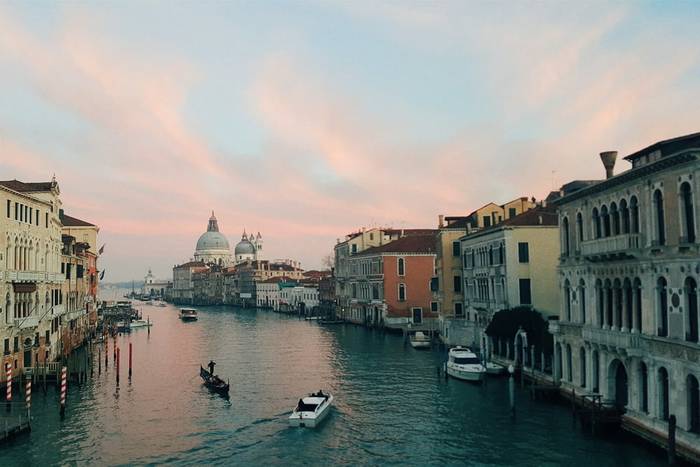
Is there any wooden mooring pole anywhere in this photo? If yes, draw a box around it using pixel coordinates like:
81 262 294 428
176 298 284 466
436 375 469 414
128 343 132 380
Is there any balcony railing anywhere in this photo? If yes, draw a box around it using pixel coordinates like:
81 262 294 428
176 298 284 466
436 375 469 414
582 326 642 355
580 233 642 259
14 316 40 329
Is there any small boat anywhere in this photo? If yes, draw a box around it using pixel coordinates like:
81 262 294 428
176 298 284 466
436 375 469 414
446 347 485 382
179 308 198 321
409 331 431 349
146 300 154 305
318 319 344 325
130 319 152 328
485 362 506 376
289 391 333 428
115 321 131 333
199 366 230 396
157 302 167 307
304 316 321 321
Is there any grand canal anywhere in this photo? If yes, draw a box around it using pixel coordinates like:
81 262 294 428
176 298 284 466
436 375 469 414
3 303 666 466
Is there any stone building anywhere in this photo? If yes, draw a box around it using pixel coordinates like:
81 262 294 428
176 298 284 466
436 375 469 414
142 268 171 298
171 261 206 304
550 133 700 460
193 212 232 266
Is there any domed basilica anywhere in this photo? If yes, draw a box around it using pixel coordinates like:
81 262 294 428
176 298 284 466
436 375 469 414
193 212 262 266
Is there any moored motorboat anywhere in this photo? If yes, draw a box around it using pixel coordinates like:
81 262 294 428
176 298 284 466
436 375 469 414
289 391 333 428
130 319 152 328
409 331 431 349
446 347 485 382
199 366 229 397
115 321 131 333
485 362 506 375
179 308 198 321
157 302 167 307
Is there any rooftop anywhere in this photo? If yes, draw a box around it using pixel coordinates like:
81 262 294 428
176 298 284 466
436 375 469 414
61 213 96 227
357 231 437 256
0 179 55 193
624 131 700 161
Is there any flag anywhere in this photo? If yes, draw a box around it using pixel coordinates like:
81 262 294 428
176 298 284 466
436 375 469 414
99 270 105 281
98 244 105 255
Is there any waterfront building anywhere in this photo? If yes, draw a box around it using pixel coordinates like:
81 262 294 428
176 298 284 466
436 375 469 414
342 231 438 330
0 178 99 374
193 212 232 266
142 268 172 298
550 133 700 459
256 276 296 310
171 261 206 304
279 283 320 313
460 207 560 351
192 264 224 305
464 197 536 229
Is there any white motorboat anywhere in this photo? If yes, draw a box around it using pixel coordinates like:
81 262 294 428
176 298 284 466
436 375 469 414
409 331 431 349
130 319 152 328
446 347 486 382
289 391 333 428
157 302 167 307
485 362 506 375
179 308 198 321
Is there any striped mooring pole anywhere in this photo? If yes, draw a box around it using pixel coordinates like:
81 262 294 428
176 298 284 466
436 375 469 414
60 366 67 417
6 361 12 404
25 380 31 417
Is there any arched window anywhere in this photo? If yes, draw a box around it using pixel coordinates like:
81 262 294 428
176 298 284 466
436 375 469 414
579 279 587 324
688 374 700 433
658 367 670 421
579 347 586 388
610 202 620 235
595 279 604 328
653 189 666 245
657 277 668 337
623 278 633 331
591 350 599 392
685 277 698 342
601 205 611 237
397 257 405 276
566 344 573 382
605 279 613 328
630 196 640 234
592 207 601 239
564 279 571 321
562 217 570 257
620 199 630 234
633 277 643 333
680 182 696 243
639 362 649 413
576 212 584 245
613 278 622 329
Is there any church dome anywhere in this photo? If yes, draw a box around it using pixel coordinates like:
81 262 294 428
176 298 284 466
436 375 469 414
196 231 230 251
235 238 255 255
195 211 230 252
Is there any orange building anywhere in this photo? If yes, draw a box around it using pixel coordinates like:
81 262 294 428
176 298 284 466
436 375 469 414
344 232 438 331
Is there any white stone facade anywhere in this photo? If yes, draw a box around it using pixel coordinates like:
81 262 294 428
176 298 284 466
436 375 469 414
551 138 700 454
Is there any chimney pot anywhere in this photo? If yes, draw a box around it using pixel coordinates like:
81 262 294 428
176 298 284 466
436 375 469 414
438 214 445 228
600 151 618 179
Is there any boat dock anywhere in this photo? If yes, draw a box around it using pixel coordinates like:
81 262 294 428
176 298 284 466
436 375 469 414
0 413 31 444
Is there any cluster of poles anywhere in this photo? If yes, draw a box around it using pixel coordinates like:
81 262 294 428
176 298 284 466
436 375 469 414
3 334 135 420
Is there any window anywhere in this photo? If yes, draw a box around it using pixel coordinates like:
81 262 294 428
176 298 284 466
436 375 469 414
579 279 587 324
369 232 374 241
430 277 439 292
483 216 491 228
685 277 698 342
518 242 529 263
398 283 406 301
509 207 517 218
397 257 405 276
14 202 18 220
351 244 357 254
680 182 696 243
453 275 462 293
430 302 438 312
658 367 669 421
3 338 8 355
639 362 648 413
454 302 464 317
653 189 666 245
630 196 639 233
351 283 357 299
563 280 571 320
5 200 9 218
519 279 532 305
452 241 460 257
45 212 48 228
13 336 19 352
657 277 668 337
412 307 422 324
576 212 584 244
77 265 84 279
61 263 65 274
28 207 32 224
592 207 601 239
561 217 570 256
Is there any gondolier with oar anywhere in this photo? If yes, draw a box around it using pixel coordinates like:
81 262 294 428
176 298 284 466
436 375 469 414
208 360 216 375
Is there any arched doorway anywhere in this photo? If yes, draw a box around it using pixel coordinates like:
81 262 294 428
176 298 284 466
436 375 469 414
687 374 699 433
591 349 599 392
658 367 670 421
23 337 33 368
608 359 628 409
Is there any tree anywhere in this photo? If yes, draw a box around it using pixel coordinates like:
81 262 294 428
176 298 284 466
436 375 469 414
321 253 334 271
485 307 553 355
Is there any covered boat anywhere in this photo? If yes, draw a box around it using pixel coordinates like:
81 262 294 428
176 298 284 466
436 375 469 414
179 308 198 321
199 366 230 397
446 347 486 382
409 331 431 349
289 391 333 428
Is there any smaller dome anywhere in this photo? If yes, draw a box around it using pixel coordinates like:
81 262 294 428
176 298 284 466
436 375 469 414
235 238 256 255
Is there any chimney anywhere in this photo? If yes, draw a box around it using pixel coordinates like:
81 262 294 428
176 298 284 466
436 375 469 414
600 151 618 179
438 215 444 228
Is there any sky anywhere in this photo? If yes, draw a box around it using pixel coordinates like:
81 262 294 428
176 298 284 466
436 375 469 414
1 1 699 282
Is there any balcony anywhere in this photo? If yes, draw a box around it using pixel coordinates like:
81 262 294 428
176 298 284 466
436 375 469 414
582 326 642 356
52 305 65 316
580 233 642 261
14 316 39 329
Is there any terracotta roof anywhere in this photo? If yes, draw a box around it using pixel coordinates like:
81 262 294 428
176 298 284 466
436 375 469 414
357 232 437 256
61 213 95 227
383 228 435 236
0 180 54 193
259 276 295 284
492 207 557 228
624 131 700 161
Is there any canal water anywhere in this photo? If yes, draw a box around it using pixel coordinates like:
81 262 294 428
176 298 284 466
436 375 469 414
2 303 665 466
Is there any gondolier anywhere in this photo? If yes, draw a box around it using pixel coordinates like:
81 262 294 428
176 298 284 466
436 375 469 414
208 360 216 375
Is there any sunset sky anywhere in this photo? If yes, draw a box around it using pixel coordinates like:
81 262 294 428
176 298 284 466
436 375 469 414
1 1 699 281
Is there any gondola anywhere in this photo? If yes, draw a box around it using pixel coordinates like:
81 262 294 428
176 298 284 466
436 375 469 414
199 366 230 397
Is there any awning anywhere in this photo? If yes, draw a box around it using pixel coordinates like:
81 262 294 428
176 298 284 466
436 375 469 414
13 282 37 293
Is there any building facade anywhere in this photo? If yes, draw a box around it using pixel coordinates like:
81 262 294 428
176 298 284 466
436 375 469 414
551 134 700 458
